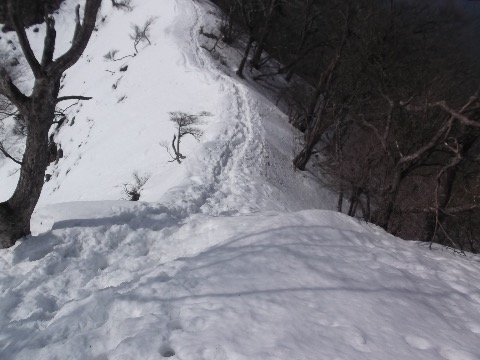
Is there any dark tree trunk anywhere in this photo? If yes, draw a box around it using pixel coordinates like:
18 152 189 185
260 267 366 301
292 9 350 171
337 189 344 213
422 135 477 242
293 141 315 170
374 172 402 230
0 79 59 247
347 189 359 216
0 0 102 248
236 35 254 78
250 0 278 69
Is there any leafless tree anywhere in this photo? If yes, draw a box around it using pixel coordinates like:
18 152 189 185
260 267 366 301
161 111 210 164
249 0 281 69
130 17 156 54
219 3 241 44
0 0 102 248
292 3 352 170
235 0 263 78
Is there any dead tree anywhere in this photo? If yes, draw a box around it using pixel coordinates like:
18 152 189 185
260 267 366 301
0 0 102 248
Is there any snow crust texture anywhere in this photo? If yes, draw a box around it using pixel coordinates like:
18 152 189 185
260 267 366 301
1 0 480 359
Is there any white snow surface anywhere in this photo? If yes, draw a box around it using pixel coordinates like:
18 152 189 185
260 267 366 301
1 0 480 359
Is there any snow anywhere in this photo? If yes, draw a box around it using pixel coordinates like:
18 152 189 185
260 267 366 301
1 0 480 359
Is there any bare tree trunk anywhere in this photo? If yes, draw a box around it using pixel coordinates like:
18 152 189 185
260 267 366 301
337 189 344 213
284 0 315 82
0 82 57 247
293 141 315 170
250 0 278 69
0 0 102 248
293 7 350 171
236 35 254 78
374 169 402 230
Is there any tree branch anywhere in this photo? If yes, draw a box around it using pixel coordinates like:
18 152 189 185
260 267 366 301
0 141 22 165
434 100 480 128
49 0 102 76
56 95 92 103
401 204 480 215
8 0 43 78
41 16 57 67
0 68 28 109
398 119 452 165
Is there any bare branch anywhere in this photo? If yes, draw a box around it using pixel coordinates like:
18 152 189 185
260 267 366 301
56 96 92 103
0 67 28 109
103 49 135 61
41 16 57 67
398 120 452 165
130 17 156 53
49 0 102 76
434 100 480 128
7 0 42 78
0 141 22 165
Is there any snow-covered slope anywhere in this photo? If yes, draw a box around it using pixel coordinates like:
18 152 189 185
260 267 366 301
1 1 480 359
1 0 330 213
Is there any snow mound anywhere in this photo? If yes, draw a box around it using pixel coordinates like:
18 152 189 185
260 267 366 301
2 209 480 359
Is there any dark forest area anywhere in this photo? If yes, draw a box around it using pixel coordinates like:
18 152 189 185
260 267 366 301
210 0 480 252
0 0 64 30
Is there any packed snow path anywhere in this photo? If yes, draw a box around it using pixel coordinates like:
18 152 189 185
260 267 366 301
1 0 480 359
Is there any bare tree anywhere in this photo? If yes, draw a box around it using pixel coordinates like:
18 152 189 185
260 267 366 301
219 3 241 44
130 17 155 54
0 0 102 248
292 3 352 170
235 0 263 78
161 111 210 164
249 0 281 69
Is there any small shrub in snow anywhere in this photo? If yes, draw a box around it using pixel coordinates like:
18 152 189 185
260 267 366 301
130 17 156 54
122 171 150 201
111 0 132 12
160 111 211 164
103 49 119 61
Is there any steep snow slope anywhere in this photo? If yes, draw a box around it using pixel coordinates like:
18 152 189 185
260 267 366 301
1 0 331 213
1 1 480 360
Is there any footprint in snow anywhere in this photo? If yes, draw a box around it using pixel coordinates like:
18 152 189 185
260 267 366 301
403 335 431 350
465 322 480 335
159 342 176 357
343 327 370 352
439 347 478 360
